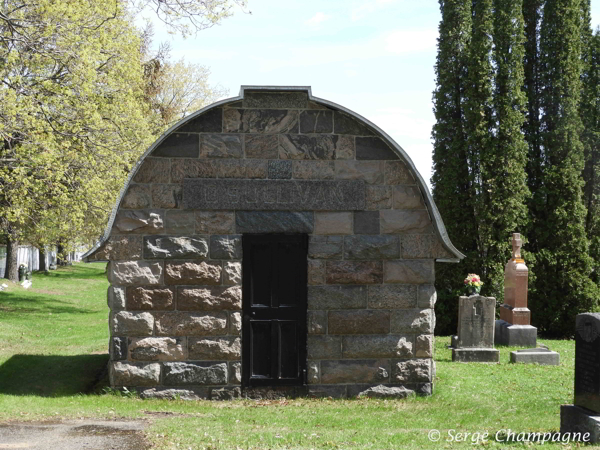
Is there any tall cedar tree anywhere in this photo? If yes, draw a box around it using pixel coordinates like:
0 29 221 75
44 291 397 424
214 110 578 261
431 0 474 334
528 0 598 336
483 0 530 300
580 14 600 284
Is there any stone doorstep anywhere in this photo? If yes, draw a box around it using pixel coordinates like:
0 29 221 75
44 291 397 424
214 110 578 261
495 320 537 347
510 349 560 365
452 348 500 363
560 405 600 443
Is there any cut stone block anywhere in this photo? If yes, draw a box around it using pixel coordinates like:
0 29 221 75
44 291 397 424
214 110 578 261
163 362 228 386
188 337 241 360
155 312 228 336
320 359 390 384
111 311 154 336
109 261 163 286
495 320 537 347
326 261 383 284
342 335 414 358
560 405 600 443
129 337 185 361
164 261 222 285
144 236 209 259
314 212 353 235
308 285 367 310
343 235 399 260
111 362 160 387
510 348 559 365
452 348 499 362
328 310 390 335
178 286 241 311
127 286 175 310
357 385 415 399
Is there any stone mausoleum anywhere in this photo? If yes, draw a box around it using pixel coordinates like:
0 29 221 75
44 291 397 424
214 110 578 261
84 86 464 400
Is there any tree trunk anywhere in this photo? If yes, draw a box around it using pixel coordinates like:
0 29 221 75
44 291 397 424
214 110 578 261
39 248 47 272
57 243 66 266
4 236 18 282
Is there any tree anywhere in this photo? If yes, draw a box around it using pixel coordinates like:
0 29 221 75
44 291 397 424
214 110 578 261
527 0 598 336
431 0 473 334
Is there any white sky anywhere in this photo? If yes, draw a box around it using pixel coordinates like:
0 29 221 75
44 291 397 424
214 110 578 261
145 0 600 190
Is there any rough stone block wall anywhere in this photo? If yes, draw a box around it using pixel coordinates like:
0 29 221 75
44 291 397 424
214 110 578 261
89 89 453 399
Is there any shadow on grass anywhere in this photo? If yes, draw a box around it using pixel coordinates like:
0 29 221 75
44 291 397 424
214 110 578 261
0 290 97 315
0 354 109 396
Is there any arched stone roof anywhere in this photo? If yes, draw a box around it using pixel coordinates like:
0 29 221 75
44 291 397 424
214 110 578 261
84 86 464 262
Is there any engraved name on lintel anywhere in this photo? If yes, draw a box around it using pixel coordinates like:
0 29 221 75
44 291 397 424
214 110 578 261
183 179 366 210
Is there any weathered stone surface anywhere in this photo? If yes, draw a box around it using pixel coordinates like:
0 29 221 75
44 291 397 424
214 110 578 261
368 285 417 309
92 236 142 261
200 135 242 158
170 159 217 183
391 359 432 383
243 91 307 109
236 211 314 233
212 387 242 400
155 312 228 336
229 362 242 384
268 160 292 179
223 262 241 286
292 161 335 179
308 336 342 359
300 110 333 133
152 133 199 158
393 185 425 209
111 362 160 386
380 210 433 234
110 337 127 360
195 211 235 234
184 179 365 211
210 235 242 260
335 161 384 184
308 385 347 398
328 310 390 334
239 160 269 179
245 134 278 159
129 337 185 361
357 385 415 399
165 261 221 285
314 212 353 235
366 185 393 210
385 161 414 185
224 109 299 133
279 135 335 160
456 295 495 349
401 235 447 259
333 111 374 135
354 211 380 235
229 312 241 335
333 135 355 160
308 259 326 285
127 286 175 310
416 335 433 357
133 158 170 184
326 261 383 284
178 286 241 310
452 348 499 362
151 184 182 209
391 309 434 334
384 260 434 284
189 337 241 360
308 236 343 259
165 210 195 235
343 235 399 260
307 362 320 384
321 360 389 384
110 261 163 285
560 405 600 443
356 137 398 160
108 286 126 310
111 311 154 336
575 313 600 413
140 388 208 400
418 285 437 308
308 311 327 334
308 285 367 309
343 335 414 358
144 236 209 259
163 362 228 386
113 210 164 234
177 107 222 133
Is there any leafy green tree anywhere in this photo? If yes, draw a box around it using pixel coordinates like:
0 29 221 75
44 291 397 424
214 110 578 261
527 0 598 336
431 0 474 334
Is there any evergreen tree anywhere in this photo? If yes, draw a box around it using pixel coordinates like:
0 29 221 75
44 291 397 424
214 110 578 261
529 0 598 336
431 0 474 334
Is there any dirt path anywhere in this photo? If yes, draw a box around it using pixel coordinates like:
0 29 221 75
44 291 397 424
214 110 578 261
0 419 150 450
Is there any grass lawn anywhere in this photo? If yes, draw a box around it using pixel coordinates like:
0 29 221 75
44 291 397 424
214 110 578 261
0 263 595 449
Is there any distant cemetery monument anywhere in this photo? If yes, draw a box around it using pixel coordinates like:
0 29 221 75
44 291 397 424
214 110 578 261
83 86 464 399
495 233 537 347
560 313 600 443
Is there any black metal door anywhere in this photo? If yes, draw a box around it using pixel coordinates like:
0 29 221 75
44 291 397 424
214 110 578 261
242 234 308 387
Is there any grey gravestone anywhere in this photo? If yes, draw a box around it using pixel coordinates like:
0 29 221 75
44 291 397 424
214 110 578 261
452 295 499 362
510 348 559 365
560 313 600 443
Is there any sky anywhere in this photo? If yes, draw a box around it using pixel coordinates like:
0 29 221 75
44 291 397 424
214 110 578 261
144 0 600 190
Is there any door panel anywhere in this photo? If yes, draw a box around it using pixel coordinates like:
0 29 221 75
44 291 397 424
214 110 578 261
242 234 308 387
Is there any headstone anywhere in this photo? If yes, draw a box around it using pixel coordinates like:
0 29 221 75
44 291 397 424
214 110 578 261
510 347 559 365
452 295 499 362
495 233 537 347
560 313 600 443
